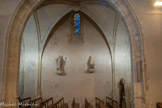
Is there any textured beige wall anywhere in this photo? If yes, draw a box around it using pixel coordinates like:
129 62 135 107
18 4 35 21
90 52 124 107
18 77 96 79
42 16 112 107
127 0 162 107
0 0 21 101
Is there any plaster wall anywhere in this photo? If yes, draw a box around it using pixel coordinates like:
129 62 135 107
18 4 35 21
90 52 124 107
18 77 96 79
82 4 117 47
41 16 112 107
18 4 73 98
36 4 72 50
81 4 132 106
114 17 132 107
19 15 39 98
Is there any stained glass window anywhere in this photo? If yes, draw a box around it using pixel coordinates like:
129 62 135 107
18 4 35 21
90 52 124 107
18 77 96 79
74 13 80 35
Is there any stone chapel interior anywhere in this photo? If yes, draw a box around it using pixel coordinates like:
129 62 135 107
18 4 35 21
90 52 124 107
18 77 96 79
0 0 162 108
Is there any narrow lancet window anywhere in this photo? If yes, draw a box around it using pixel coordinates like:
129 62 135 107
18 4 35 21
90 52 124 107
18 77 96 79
74 13 80 35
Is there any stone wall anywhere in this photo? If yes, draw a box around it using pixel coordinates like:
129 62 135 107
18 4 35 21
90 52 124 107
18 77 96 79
0 0 21 101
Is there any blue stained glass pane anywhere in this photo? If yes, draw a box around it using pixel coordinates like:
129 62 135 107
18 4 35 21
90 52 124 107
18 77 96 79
74 13 80 35
75 21 79 23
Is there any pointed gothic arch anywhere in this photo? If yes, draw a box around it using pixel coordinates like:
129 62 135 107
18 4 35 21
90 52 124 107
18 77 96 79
1 0 146 107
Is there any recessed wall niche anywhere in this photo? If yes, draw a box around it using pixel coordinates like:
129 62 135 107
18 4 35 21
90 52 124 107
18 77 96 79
18 3 132 108
42 13 112 106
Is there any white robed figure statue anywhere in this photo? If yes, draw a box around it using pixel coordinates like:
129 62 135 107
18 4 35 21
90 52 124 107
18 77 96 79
56 56 67 75
87 56 95 73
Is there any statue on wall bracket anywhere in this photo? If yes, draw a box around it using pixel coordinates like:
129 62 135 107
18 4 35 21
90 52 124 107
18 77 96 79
87 56 95 73
56 56 67 76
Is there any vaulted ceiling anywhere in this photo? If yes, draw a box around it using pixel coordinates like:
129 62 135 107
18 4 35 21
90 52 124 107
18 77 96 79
35 2 121 54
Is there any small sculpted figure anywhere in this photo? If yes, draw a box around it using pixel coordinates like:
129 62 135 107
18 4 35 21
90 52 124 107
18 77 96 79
118 78 126 108
87 56 95 73
56 56 67 75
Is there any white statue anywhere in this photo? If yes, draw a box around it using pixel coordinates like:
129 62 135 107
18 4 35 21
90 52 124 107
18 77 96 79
87 56 95 73
56 56 61 71
56 56 67 75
